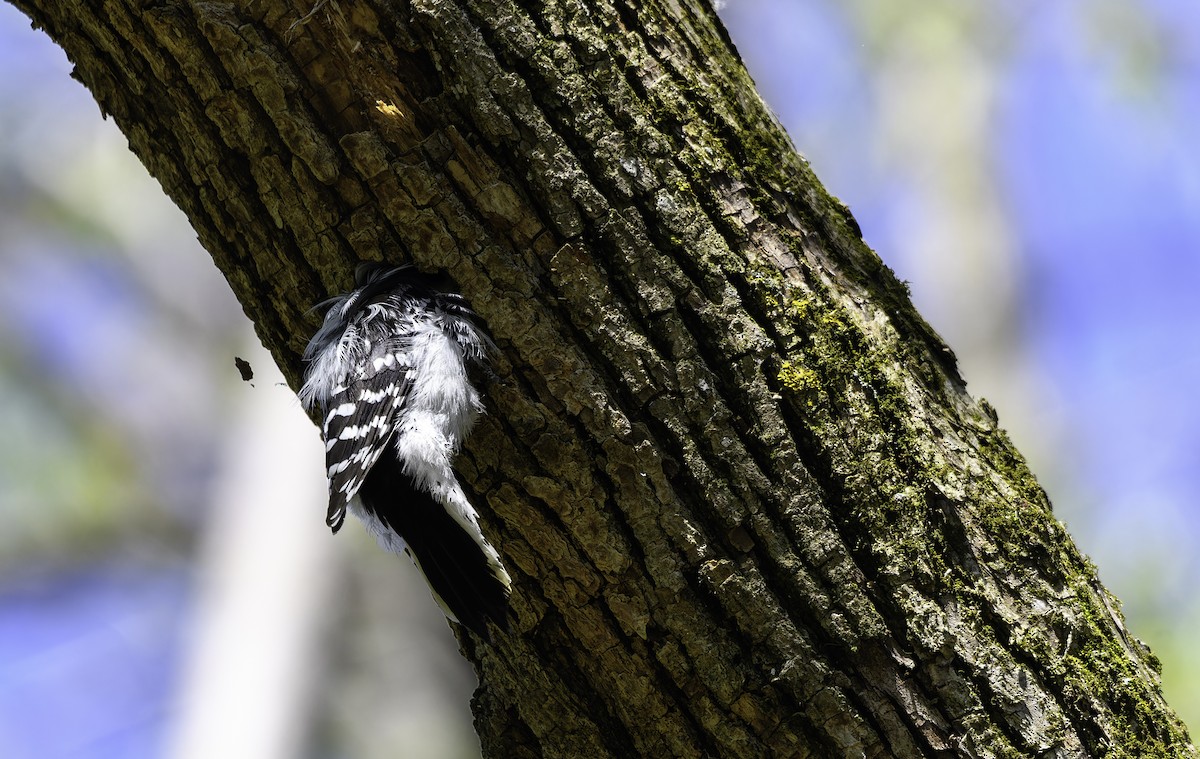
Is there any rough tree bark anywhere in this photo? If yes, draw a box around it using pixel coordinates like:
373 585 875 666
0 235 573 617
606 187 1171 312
8 0 1194 756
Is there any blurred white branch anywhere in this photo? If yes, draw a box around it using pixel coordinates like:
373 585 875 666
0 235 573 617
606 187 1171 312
165 337 338 759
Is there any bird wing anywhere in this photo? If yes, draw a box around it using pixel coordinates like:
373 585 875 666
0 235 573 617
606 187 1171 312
321 339 414 532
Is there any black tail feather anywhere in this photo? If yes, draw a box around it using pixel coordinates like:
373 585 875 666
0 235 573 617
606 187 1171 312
358 460 509 640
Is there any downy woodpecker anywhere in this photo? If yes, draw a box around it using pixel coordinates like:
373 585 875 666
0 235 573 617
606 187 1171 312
299 264 511 639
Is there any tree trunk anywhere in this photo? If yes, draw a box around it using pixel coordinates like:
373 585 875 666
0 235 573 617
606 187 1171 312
8 0 1193 756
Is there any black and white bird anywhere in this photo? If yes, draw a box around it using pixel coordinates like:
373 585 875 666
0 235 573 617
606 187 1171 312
299 263 511 639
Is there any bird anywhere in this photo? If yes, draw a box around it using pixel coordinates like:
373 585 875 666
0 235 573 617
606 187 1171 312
299 263 511 639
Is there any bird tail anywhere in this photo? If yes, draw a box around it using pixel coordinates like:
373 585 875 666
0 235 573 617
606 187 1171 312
356 459 511 640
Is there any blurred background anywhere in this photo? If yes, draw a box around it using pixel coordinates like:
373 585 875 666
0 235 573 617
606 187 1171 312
1 0 1197 756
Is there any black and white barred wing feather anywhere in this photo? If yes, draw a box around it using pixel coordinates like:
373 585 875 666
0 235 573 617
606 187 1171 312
318 338 413 531
299 265 511 639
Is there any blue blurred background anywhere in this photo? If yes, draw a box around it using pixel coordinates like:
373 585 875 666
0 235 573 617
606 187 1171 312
1 0 1197 756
